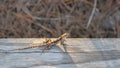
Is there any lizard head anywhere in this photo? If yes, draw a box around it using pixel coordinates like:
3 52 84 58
61 32 69 38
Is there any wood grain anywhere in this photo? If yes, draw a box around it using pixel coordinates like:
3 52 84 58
0 38 120 68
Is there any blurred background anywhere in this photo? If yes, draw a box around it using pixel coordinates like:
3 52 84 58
0 0 120 38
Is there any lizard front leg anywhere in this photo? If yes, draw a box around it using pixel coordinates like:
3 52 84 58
60 37 66 45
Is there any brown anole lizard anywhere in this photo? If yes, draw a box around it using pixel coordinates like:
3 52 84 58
9 33 69 52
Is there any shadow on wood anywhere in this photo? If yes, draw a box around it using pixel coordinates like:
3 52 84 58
0 42 77 68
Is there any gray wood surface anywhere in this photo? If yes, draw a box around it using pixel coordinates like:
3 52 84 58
0 38 120 68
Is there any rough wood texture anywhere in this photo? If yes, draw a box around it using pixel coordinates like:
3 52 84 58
0 38 120 68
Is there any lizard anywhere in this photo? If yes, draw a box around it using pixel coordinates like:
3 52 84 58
9 33 69 52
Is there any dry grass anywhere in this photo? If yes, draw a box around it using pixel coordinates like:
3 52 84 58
0 0 120 38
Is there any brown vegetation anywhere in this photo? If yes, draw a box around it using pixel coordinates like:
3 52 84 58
0 0 120 38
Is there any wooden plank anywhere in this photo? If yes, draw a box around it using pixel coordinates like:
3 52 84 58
0 38 120 68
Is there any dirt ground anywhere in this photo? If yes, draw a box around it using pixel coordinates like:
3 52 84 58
0 0 120 38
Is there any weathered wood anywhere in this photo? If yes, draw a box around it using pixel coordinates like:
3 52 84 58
0 38 120 68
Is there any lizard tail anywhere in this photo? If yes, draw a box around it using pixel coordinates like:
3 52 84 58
10 45 40 51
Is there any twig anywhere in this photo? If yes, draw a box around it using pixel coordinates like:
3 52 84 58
34 22 57 37
86 0 97 28
19 5 57 37
21 4 67 21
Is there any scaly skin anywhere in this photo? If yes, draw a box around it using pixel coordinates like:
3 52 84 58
10 33 69 51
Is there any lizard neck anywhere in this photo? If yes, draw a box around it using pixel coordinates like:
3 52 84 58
53 35 65 43
45 36 62 45
49 33 68 44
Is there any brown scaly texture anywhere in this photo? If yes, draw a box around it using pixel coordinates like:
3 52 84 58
0 0 120 38
9 33 69 51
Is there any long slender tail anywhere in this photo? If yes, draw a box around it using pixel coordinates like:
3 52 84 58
9 45 41 51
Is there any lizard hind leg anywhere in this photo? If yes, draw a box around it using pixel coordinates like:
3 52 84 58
41 45 52 55
41 38 52 55
43 38 52 43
